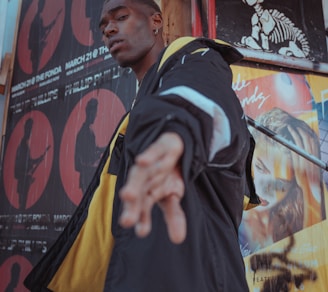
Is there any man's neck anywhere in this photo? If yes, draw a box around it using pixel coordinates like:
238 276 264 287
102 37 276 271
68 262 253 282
133 40 165 82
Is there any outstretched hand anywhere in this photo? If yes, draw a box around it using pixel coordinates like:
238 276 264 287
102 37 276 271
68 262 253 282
119 132 187 244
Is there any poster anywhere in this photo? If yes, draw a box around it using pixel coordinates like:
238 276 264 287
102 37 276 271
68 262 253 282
192 0 328 71
231 64 328 291
0 0 136 290
191 2 328 288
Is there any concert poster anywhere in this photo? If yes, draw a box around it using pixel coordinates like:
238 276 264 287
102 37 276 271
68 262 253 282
0 0 136 289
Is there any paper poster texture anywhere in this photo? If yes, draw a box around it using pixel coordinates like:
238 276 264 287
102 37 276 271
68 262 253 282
0 1 136 289
232 64 328 291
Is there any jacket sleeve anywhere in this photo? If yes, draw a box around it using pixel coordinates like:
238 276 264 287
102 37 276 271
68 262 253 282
124 43 249 182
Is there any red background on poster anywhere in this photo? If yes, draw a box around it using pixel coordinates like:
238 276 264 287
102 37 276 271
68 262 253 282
17 0 65 74
59 89 126 205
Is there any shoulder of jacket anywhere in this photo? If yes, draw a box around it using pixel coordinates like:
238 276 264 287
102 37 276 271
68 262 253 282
158 37 243 71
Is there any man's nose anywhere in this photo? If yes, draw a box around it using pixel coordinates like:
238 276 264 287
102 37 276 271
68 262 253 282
103 22 118 37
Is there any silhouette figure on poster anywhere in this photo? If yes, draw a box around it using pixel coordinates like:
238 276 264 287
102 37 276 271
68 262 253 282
85 0 102 41
75 99 106 194
5 263 20 292
29 0 62 74
14 118 50 210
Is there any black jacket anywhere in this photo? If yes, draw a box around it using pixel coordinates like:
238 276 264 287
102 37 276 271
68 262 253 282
24 37 259 292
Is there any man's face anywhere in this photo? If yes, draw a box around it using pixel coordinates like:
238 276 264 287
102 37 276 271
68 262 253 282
99 0 156 67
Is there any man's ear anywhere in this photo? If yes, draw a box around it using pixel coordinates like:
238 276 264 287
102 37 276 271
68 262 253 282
151 12 163 31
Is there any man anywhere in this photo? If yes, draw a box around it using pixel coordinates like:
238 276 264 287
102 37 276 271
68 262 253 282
25 0 259 291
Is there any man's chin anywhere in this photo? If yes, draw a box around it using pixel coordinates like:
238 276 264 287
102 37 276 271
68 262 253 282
113 56 130 68
117 62 129 68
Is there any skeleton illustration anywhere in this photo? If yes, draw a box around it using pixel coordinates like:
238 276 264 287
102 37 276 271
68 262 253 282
239 0 310 59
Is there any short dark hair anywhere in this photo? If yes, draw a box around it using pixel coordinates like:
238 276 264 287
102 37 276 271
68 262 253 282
104 0 161 13
135 0 161 12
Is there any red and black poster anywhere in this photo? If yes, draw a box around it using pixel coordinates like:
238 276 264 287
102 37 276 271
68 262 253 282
0 0 136 289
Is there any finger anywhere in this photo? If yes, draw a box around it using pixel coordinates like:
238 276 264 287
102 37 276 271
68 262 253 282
133 147 182 196
119 166 149 227
121 165 149 198
134 172 183 238
160 195 187 244
119 201 140 227
136 133 183 166
133 133 184 193
119 193 142 228
136 143 167 166
135 195 154 238
143 160 177 193
147 168 184 201
119 164 173 230
136 171 185 241
123 158 172 199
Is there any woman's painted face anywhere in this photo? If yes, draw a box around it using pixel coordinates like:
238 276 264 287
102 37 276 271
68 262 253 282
252 141 294 210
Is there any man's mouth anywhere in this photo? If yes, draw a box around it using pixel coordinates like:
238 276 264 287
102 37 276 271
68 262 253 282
109 40 124 52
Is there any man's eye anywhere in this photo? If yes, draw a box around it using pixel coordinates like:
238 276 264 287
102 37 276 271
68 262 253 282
117 14 128 21
99 24 106 34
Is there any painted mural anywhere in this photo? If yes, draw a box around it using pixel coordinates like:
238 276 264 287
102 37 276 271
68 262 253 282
231 64 328 291
192 1 328 289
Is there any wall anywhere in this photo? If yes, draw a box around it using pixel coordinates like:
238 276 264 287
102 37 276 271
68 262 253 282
195 1 328 290
0 1 328 291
